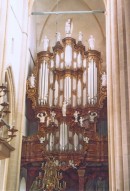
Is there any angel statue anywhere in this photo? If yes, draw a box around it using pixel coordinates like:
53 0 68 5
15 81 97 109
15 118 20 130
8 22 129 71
73 111 80 122
79 116 84 127
101 72 107 87
65 18 73 37
37 111 47 123
43 35 49 51
88 35 95 50
88 111 98 123
29 74 35 88
78 31 83 42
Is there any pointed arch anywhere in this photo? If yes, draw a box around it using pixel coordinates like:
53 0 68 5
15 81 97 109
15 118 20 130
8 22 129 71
5 66 15 126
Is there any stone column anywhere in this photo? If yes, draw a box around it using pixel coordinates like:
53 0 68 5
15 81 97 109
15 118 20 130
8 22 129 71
5 1 29 191
78 167 85 191
106 0 130 190
0 0 8 82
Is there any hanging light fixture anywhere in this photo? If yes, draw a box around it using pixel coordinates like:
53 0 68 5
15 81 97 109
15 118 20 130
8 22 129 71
0 83 17 142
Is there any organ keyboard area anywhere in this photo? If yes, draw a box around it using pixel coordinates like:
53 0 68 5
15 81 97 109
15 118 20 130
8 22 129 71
25 33 107 155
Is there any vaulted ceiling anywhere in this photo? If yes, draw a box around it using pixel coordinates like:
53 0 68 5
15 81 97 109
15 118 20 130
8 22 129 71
32 0 106 68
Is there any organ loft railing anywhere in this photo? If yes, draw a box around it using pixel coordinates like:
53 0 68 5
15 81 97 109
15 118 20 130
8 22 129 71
22 19 107 191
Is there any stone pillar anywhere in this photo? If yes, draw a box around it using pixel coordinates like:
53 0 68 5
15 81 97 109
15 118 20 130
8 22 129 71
5 1 29 191
106 0 130 190
78 168 85 191
0 0 8 82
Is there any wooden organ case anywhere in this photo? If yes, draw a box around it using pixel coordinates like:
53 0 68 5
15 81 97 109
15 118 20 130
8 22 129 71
21 35 108 191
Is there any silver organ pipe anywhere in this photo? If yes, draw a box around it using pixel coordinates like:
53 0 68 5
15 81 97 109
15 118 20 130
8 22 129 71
41 61 45 101
49 133 54 151
38 64 42 104
74 133 78 151
94 61 97 103
77 52 82 67
88 59 98 104
77 79 82 105
38 60 49 105
44 64 47 96
60 123 68 151
65 45 72 67
56 53 60 68
60 124 62 150
54 80 58 105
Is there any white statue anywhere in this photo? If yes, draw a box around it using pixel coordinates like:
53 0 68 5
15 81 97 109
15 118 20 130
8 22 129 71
78 31 83 42
29 74 35 88
101 72 107 87
39 137 45 144
73 111 79 122
46 116 50 126
69 160 76 169
50 111 56 122
43 35 49 51
54 160 59 166
56 32 61 42
37 112 47 123
65 18 73 37
83 136 89 144
88 111 97 123
88 35 95 50
79 116 84 127
62 101 67 117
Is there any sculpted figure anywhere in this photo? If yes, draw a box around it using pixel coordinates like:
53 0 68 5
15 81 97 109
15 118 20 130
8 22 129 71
88 35 95 50
56 32 61 42
88 111 97 123
83 136 89 144
78 31 83 42
73 111 79 122
50 111 56 122
39 136 45 144
101 72 107 87
43 35 49 51
62 101 67 117
37 112 47 123
29 74 35 88
79 116 84 127
65 18 73 37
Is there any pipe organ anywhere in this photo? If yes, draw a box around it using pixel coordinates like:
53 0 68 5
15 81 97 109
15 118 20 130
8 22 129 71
25 34 107 154
36 38 101 109
23 21 108 191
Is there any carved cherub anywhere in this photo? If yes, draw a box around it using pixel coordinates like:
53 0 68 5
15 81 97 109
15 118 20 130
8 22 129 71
37 112 47 123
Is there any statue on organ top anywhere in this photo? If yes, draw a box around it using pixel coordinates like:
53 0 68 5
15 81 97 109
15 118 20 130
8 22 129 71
88 35 95 50
43 35 49 51
101 72 107 87
65 18 73 37
56 32 61 42
78 31 83 42
29 74 35 88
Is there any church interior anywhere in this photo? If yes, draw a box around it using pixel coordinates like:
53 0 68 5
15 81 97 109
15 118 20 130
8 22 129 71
0 0 130 191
